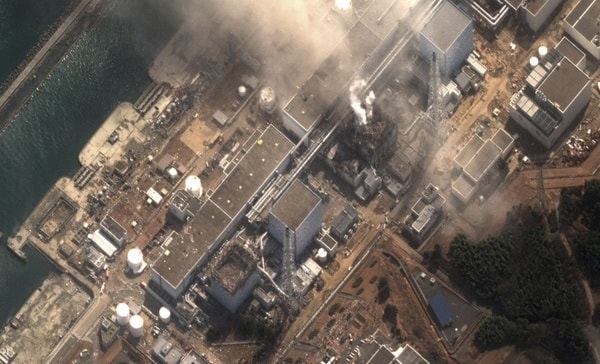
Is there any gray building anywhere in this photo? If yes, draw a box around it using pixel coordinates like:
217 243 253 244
208 244 259 313
564 0 600 60
509 55 591 149
151 126 293 299
419 2 473 77
269 180 323 261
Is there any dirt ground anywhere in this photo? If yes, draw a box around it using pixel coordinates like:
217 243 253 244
285 249 448 363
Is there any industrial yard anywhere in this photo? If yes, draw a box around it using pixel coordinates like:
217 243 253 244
5 0 600 363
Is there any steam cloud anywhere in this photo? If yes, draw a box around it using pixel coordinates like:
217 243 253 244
349 79 376 126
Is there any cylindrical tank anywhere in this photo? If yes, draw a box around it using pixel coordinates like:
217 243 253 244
167 167 178 179
238 85 247 98
538 46 548 59
184 175 203 198
258 87 277 114
529 56 539 68
159 307 171 324
316 248 328 263
116 303 130 326
129 315 144 338
127 248 144 273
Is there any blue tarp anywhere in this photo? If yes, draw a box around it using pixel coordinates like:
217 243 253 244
429 293 453 328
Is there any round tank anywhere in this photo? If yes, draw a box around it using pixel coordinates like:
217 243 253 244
127 248 144 273
184 175 203 198
316 248 328 263
238 85 247 98
167 167 178 179
529 56 539 68
116 303 130 326
258 87 277 114
159 307 171 324
129 315 144 338
538 46 548 59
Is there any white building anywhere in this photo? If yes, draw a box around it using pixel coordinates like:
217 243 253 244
419 2 473 77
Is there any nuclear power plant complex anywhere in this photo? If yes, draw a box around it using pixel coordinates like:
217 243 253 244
4 0 600 363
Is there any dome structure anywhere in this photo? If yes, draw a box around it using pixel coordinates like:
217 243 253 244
129 315 144 338
159 307 171 324
184 175 203 198
116 303 130 326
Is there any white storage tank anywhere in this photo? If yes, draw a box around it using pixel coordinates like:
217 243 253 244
184 175 203 198
129 315 144 338
538 45 548 59
316 248 328 263
238 85 247 98
529 56 539 68
116 303 130 326
258 87 277 114
127 248 145 274
159 307 171 324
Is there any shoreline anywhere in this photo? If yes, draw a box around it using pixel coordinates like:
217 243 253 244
0 0 107 133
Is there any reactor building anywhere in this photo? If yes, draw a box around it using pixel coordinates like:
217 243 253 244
419 1 473 77
268 179 323 261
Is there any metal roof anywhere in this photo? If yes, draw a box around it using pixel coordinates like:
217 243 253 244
464 140 501 182
454 135 485 170
555 37 585 66
565 0 600 41
420 2 472 52
538 57 590 113
271 180 321 230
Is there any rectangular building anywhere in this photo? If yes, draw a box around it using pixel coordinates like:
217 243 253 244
419 1 473 77
269 180 323 261
151 126 293 299
564 0 600 60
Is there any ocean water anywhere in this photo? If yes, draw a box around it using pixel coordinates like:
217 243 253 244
0 0 182 325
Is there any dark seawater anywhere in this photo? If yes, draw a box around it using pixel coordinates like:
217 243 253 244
0 0 182 325
0 0 74 84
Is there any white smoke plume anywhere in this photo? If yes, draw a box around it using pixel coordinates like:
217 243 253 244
349 78 367 126
365 90 376 121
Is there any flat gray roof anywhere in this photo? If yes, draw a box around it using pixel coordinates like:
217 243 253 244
491 128 514 154
211 126 293 217
556 37 585 65
464 140 501 182
271 180 321 230
538 57 589 113
284 21 380 130
565 0 600 41
154 200 232 288
420 2 471 52
454 135 485 169
452 173 477 200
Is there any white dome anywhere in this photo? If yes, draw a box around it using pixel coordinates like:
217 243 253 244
159 307 171 324
529 56 539 67
167 167 178 178
238 85 247 98
116 303 130 326
127 248 144 273
316 248 328 263
184 175 203 198
129 315 144 338
538 46 548 58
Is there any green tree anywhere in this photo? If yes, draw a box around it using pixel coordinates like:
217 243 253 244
574 230 600 287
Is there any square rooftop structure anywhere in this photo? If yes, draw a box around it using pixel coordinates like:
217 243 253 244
522 0 563 33
419 1 473 76
564 0 600 60
452 130 514 203
269 179 323 260
209 244 259 313
151 126 293 300
555 37 586 69
510 56 591 149
330 204 359 242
